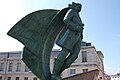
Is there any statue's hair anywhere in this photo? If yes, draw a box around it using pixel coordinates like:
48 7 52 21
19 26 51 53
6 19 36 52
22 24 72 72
68 2 82 9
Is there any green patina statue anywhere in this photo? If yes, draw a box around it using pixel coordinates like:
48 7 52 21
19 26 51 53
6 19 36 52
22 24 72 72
52 2 84 80
7 2 84 80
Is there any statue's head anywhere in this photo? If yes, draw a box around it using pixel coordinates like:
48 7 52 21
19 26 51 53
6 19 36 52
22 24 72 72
68 2 82 12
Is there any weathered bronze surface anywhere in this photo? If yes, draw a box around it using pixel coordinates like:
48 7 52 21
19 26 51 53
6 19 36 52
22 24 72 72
7 2 84 80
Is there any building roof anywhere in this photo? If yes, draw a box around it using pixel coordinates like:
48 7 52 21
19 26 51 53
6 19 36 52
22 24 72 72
111 73 120 77
0 51 21 58
62 69 99 80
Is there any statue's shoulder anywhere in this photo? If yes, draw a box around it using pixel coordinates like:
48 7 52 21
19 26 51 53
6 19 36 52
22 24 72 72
68 9 74 13
67 9 77 16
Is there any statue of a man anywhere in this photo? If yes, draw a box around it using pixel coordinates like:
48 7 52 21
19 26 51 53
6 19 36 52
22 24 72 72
7 2 84 80
52 2 84 80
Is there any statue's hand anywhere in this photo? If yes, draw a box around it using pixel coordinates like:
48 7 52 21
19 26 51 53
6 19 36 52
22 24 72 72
75 23 84 32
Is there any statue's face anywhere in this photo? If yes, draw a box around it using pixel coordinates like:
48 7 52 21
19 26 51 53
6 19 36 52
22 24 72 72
75 5 81 12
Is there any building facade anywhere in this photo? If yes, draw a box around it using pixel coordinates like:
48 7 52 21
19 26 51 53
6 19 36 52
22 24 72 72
0 41 105 80
111 73 120 80
0 52 39 80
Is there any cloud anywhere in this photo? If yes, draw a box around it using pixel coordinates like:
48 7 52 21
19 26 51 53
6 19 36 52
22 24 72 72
104 65 112 74
104 65 112 70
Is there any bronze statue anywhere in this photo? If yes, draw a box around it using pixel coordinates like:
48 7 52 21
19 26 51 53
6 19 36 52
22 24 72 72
52 2 84 80
7 2 84 80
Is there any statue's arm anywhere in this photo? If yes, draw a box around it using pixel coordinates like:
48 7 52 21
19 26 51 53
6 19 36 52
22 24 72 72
63 10 78 31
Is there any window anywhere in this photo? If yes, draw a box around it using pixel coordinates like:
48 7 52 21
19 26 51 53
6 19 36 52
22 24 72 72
16 77 19 80
0 76 2 80
16 63 21 72
8 63 13 72
70 69 76 75
0 63 4 72
25 66 29 72
33 77 37 80
82 69 88 73
8 77 11 80
82 51 87 62
24 77 28 80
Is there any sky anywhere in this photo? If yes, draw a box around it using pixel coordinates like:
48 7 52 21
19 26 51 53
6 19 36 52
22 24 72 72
0 0 120 75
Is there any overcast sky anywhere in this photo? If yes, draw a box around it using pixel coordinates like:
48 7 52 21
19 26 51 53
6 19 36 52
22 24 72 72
0 0 120 75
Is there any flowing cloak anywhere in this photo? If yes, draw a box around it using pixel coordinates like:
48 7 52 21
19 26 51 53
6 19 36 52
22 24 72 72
7 7 70 80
